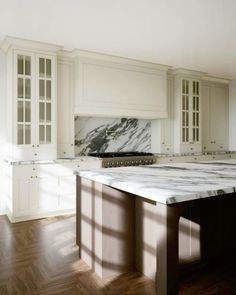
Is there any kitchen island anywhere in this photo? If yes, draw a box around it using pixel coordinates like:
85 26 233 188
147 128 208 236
75 159 236 295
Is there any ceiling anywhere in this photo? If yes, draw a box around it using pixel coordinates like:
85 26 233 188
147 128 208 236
0 0 235 79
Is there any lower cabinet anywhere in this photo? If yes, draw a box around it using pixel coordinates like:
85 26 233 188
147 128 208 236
6 160 101 222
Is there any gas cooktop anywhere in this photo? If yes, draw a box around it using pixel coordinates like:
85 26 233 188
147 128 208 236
88 152 155 168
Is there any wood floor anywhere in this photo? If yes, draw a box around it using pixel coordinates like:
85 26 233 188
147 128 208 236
0 215 236 295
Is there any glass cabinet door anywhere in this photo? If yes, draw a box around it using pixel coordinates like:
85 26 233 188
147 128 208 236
17 55 32 145
38 57 52 144
181 79 189 143
192 81 200 142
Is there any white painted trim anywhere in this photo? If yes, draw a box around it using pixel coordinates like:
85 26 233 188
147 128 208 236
169 68 206 77
202 75 231 84
73 49 170 71
74 107 168 119
7 209 76 223
1 36 63 53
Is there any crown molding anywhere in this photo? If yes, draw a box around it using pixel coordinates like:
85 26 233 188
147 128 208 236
1 36 63 53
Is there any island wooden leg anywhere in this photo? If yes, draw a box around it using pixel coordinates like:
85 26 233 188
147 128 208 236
155 203 184 295
136 198 185 295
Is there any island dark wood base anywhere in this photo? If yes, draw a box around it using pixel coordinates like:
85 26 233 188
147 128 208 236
76 176 189 295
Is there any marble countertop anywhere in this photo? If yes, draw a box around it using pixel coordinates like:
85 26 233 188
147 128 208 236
4 156 101 166
154 151 236 158
75 159 236 204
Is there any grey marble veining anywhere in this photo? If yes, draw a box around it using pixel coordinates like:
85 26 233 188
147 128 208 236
75 117 151 156
75 159 236 204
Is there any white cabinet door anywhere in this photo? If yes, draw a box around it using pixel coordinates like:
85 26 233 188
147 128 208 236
57 57 74 158
202 82 229 151
13 165 37 217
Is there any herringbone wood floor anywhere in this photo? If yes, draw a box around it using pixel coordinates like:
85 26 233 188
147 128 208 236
0 215 236 295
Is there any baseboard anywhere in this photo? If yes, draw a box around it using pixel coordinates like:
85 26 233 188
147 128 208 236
7 209 76 223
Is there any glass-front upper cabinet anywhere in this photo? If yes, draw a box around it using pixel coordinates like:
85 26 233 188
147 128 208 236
38 57 53 145
16 54 32 145
181 78 200 145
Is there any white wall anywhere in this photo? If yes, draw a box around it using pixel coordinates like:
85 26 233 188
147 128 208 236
0 51 6 214
229 80 236 150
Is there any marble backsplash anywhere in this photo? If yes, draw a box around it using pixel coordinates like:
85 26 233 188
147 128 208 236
75 116 151 156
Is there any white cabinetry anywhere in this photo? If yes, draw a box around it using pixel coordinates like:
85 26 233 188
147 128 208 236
75 51 169 119
1 37 61 161
172 70 203 153
6 159 102 222
151 76 174 153
57 55 75 158
202 82 229 151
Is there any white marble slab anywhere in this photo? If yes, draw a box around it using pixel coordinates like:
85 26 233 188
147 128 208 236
75 159 236 204
4 156 101 166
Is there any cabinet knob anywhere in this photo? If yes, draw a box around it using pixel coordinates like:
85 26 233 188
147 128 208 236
162 142 165 145
71 144 74 146
190 148 193 150
37 145 39 147
35 176 38 178
34 153 37 156
30 176 33 178
63 152 66 154
32 145 35 147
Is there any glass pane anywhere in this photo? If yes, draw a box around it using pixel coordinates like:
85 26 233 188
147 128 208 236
186 112 189 126
193 97 195 111
182 128 185 142
17 55 24 75
196 129 199 141
46 125 51 144
46 80 51 100
25 56 31 75
182 80 185 94
186 128 189 142
46 103 51 122
196 82 199 95
25 125 31 144
39 58 45 77
17 78 24 98
186 81 189 94
196 113 199 126
39 102 45 122
39 125 45 144
17 124 24 144
193 113 195 126
25 78 31 99
39 80 45 100
186 97 189 110
17 101 24 122
46 59 51 78
182 95 185 110
182 112 185 126
25 102 31 122
196 97 199 111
